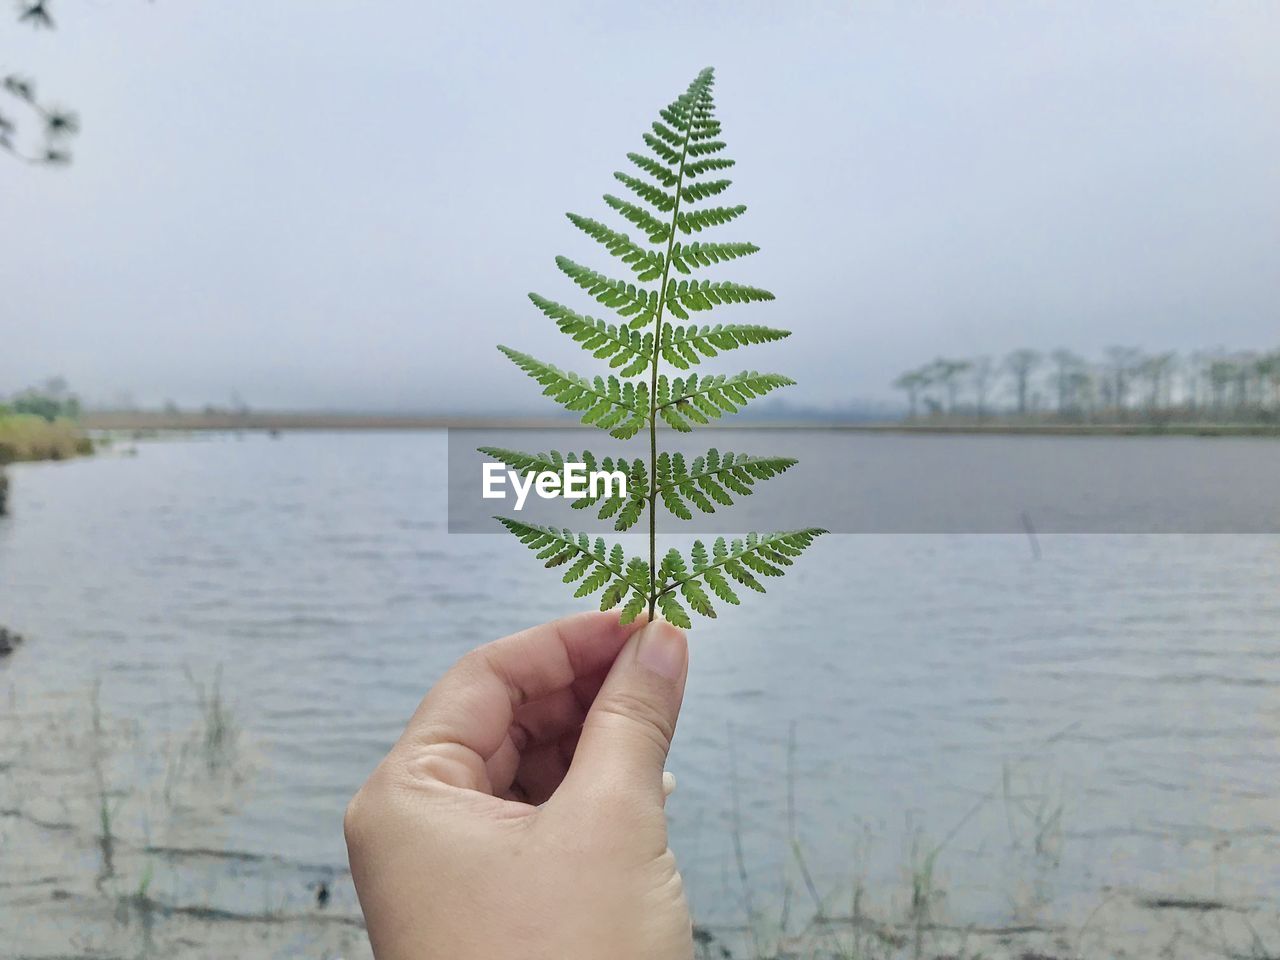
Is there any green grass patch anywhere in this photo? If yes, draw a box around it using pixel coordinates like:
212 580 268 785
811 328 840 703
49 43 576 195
0 414 93 463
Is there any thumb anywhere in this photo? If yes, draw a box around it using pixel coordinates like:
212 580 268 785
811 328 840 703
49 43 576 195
566 620 689 806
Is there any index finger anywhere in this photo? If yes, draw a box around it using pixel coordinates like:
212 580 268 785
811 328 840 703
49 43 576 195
399 610 646 764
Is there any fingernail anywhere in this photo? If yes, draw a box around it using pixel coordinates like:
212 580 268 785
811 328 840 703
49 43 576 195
636 622 686 681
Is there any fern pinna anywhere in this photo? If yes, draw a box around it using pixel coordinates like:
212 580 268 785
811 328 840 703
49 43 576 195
483 67 824 628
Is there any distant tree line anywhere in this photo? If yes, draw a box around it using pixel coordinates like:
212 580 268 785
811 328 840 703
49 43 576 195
893 347 1280 424
0 376 82 421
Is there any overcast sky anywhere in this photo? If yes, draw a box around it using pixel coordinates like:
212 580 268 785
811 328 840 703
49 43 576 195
3 1 1277 411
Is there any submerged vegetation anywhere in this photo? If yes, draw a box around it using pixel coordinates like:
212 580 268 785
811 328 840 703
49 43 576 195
485 68 823 626
0 671 371 958
3 675 1273 959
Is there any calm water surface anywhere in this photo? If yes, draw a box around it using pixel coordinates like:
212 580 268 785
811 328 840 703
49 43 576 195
1 432 1277 927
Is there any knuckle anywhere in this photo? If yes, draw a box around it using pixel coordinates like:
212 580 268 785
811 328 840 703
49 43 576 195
343 763 396 848
651 850 686 901
343 784 373 849
455 647 489 681
457 645 523 702
411 749 478 788
594 689 676 752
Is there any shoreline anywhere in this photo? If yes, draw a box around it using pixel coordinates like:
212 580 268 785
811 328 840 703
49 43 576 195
0 415 94 463
0 416 94 514
81 410 1280 437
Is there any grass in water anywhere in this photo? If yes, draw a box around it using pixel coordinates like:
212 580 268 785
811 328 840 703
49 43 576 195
184 664 239 772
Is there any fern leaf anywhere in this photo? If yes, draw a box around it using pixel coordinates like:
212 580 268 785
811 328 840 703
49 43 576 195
701 566 740 606
668 241 759 274
664 279 774 319
602 194 671 244
627 151 680 188
680 179 733 204
657 371 795 425
675 204 747 234
652 449 797 519
530 294 652 376
498 346 648 438
651 120 683 147
556 256 658 328
619 589 648 625
689 106 721 143
685 157 735 178
653 529 826 622
686 139 727 157
567 453 648 531
642 132 682 166
496 518 644 609
565 215 665 280
613 171 677 213
493 67 820 628
477 446 566 475
657 592 692 629
681 579 716 619
480 448 651 532
660 323 789 368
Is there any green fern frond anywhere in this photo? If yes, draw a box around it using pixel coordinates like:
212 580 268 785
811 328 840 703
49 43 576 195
660 323 790 369
562 453 648 530
656 371 795 430
650 121 680 146
556 256 659 328
477 446 567 475
496 518 648 614
680 179 733 204
493 67 820 626
497 346 648 438
668 240 759 274
565 215 665 280
641 132 682 166
663 279 775 320
613 171 677 213
529 294 653 376
480 447 649 531
676 204 747 234
690 116 722 143
602 194 671 244
684 157 735 178
652 529 827 620
654 450 797 519
685 139 727 157
627 151 680 188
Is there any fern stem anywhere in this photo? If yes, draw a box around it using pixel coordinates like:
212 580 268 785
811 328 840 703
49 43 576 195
647 98 697 620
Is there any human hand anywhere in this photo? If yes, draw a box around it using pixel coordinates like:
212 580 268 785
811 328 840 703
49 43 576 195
344 612 693 960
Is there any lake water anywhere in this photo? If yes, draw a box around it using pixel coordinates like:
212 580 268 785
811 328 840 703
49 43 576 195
1 431 1278 939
